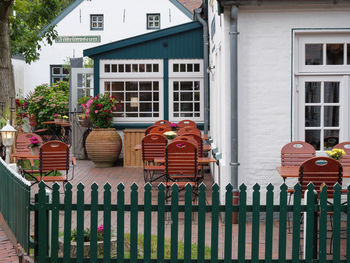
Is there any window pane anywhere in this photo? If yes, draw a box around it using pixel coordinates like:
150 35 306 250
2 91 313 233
118 65 124 72
174 103 179 111
104 82 110 91
112 64 118 72
324 130 339 150
305 106 320 127
180 82 193 91
181 113 193 117
140 113 152 117
174 92 179 101
194 92 200 101
140 103 152 111
98 23 102 28
194 64 200 72
98 16 103 21
174 113 179 117
132 64 138 72
126 92 138 101
53 77 61 83
305 44 323 65
92 17 97 22
187 64 193 72
112 82 124 91
195 103 200 111
126 113 138 117
305 82 320 103
63 78 69 82
326 44 343 65
153 103 159 111
153 93 159 101
126 103 138 112
173 82 179 91
324 82 339 103
194 81 200 90
146 64 152 72
53 67 61 74
126 82 137 91
140 82 152 91
125 64 131 72
104 64 110 73
305 130 320 150
181 103 193 111
180 92 193 101
113 92 124 102
173 64 179 72
139 64 145 72
153 64 159 72
324 106 339 127
63 68 69 74
153 113 159 117
194 113 200 117
180 64 186 72
140 92 152 101
153 82 159 90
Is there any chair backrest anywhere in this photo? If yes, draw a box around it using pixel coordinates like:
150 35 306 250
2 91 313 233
333 142 350 166
166 141 197 178
16 133 43 154
145 125 160 135
154 120 171 127
177 127 201 137
40 141 70 171
177 120 197 129
149 126 171 135
299 156 342 198
281 141 316 166
142 134 167 162
175 134 202 157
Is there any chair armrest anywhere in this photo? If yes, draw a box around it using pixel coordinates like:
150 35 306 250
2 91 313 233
71 157 77 166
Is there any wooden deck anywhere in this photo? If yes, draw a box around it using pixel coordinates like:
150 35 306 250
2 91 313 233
29 160 347 260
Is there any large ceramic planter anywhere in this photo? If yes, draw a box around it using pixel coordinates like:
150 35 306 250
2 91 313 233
86 128 122 167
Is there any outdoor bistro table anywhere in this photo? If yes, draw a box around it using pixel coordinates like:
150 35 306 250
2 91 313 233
133 143 211 152
276 166 350 180
41 120 71 144
154 157 217 165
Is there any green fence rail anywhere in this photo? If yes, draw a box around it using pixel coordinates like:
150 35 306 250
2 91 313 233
32 181 350 262
0 158 31 252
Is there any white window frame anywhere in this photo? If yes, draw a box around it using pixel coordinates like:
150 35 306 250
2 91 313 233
50 65 69 84
100 59 164 123
147 14 160 30
169 59 204 122
294 31 350 152
90 14 104 30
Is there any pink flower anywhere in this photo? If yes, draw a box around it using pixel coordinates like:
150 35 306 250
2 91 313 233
170 123 177 127
95 110 98 113
97 224 104 233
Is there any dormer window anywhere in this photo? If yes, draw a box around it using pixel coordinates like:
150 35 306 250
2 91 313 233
147 14 160 30
90 14 103 30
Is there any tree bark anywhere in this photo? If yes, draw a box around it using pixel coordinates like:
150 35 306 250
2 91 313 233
0 0 15 117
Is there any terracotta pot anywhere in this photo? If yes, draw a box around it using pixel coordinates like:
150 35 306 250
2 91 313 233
85 128 122 167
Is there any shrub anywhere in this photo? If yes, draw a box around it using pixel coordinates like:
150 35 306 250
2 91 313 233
27 81 69 128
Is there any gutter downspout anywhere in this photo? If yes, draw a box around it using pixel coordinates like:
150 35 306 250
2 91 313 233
194 8 209 135
230 5 239 195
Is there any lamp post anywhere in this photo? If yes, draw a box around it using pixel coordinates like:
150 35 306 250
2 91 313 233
0 120 16 164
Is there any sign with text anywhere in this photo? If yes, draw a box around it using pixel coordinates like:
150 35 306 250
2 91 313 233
55 35 101 43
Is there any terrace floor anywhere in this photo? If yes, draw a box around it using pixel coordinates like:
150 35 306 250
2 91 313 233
29 160 347 260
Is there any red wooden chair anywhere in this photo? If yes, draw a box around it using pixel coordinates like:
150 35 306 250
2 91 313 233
177 127 201 137
177 120 197 129
24 140 76 188
142 134 167 183
149 126 171 135
29 114 49 141
281 141 316 167
179 133 203 157
154 120 171 127
333 142 350 166
145 125 160 135
165 141 199 199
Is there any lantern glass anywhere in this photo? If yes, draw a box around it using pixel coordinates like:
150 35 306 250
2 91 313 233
0 120 16 147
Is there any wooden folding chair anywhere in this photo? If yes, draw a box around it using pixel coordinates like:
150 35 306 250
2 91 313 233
15 133 43 167
154 120 171 127
177 119 197 129
177 126 201 137
24 140 76 188
28 114 49 141
179 133 203 157
149 126 171 135
333 142 350 166
145 125 160 135
142 134 167 183
165 141 199 199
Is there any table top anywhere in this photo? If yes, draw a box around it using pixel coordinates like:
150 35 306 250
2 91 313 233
42 120 71 127
11 153 39 159
154 157 216 165
276 166 350 178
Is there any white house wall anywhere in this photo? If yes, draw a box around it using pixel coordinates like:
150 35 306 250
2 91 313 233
22 0 191 95
208 3 350 202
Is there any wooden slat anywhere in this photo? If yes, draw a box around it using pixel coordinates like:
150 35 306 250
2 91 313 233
123 129 145 167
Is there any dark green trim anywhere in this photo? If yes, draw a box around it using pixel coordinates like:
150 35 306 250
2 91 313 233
94 59 100 96
164 58 169 120
40 0 84 35
84 22 202 57
169 0 194 19
112 123 205 130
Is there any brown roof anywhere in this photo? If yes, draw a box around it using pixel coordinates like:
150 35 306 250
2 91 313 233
177 0 203 13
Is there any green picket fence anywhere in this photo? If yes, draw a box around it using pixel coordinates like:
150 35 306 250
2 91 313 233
31 181 350 262
0 158 31 252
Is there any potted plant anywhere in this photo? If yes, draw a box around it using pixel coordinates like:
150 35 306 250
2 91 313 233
28 136 41 155
54 114 62 123
325 148 346 160
84 94 122 167
62 115 69 123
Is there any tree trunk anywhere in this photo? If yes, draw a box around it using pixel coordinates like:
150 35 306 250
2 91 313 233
0 0 15 118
